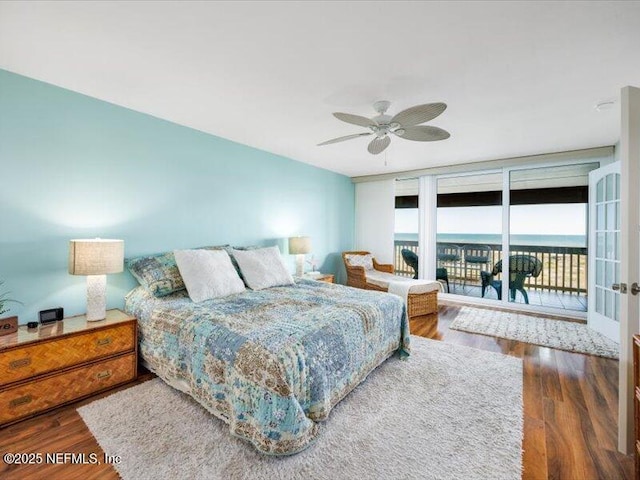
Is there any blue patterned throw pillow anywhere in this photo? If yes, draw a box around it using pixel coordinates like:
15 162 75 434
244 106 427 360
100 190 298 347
127 245 229 297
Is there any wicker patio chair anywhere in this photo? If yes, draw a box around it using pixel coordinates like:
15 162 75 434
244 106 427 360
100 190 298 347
480 254 543 304
400 248 450 293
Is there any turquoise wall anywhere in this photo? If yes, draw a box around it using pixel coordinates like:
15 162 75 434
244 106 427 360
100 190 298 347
0 69 355 324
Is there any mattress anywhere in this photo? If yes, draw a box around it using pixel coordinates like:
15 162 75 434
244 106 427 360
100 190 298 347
125 278 409 455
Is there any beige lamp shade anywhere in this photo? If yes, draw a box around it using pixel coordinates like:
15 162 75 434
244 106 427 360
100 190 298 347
288 236 311 255
68 239 125 275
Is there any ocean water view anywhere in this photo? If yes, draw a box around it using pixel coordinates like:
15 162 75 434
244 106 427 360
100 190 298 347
395 233 587 248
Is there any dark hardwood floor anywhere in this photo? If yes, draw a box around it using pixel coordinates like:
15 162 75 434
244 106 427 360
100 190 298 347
0 303 633 480
412 302 633 480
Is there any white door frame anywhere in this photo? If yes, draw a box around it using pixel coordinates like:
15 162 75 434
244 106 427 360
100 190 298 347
618 86 640 454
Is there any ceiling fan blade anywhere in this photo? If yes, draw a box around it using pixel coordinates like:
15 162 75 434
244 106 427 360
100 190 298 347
367 135 391 155
333 112 378 128
391 103 447 127
395 125 450 141
317 132 372 146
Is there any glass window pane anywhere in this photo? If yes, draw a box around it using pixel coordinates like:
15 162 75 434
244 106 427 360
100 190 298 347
605 289 613 318
596 287 604 314
596 259 604 286
597 204 605 230
606 232 615 259
615 174 620 200
615 262 620 283
614 294 620 322
437 173 501 300
606 174 614 201
597 179 604 202
605 261 614 288
596 232 605 258
606 203 615 231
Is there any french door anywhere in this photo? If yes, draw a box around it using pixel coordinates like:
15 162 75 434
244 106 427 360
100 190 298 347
587 162 621 341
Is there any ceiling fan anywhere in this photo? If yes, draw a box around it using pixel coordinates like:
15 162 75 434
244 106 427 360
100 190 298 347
318 100 450 155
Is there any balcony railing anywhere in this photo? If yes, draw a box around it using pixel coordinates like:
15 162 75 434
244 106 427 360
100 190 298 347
394 240 587 294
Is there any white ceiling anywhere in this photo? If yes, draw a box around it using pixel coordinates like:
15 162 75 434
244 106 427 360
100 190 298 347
1 1 639 177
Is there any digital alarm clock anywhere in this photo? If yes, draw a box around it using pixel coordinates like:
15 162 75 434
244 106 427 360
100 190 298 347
39 307 64 324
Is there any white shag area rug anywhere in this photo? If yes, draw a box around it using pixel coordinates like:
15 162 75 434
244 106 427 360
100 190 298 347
450 305 619 359
78 336 523 480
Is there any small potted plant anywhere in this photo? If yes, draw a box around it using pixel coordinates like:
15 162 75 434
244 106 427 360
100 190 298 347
0 280 22 336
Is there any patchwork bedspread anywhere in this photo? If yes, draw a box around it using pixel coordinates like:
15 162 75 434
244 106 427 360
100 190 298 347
125 279 409 455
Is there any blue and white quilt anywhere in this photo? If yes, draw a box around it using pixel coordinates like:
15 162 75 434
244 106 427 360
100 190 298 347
125 278 409 455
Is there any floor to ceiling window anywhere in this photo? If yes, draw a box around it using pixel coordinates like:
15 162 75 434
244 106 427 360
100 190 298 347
392 159 605 315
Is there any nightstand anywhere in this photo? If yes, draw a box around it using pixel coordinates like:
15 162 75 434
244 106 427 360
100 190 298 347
0 309 137 427
305 274 334 284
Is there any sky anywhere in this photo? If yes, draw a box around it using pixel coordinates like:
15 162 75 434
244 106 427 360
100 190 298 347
395 204 588 236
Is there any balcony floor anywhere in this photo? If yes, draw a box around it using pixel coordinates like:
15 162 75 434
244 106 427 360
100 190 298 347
444 282 587 312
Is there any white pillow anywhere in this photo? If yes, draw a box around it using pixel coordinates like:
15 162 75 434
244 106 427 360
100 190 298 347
174 249 245 302
231 246 294 290
345 253 374 270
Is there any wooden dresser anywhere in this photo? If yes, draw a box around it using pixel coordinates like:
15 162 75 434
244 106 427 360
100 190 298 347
0 309 137 427
634 334 640 480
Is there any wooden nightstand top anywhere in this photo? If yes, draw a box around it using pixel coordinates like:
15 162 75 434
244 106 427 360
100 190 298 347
304 273 334 283
0 309 135 351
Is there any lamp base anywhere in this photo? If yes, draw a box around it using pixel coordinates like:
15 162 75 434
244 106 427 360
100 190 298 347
86 274 107 321
295 254 305 277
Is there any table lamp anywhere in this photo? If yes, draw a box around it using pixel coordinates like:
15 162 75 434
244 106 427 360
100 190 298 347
288 236 311 276
68 239 124 321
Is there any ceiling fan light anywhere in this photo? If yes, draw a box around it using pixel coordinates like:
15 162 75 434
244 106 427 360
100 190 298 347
390 122 400 129
395 128 405 136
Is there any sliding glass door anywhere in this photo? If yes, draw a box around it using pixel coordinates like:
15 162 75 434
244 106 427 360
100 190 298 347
435 172 502 299
508 163 598 311
391 161 602 315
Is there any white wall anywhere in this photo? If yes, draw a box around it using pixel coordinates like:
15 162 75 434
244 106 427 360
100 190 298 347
355 180 395 264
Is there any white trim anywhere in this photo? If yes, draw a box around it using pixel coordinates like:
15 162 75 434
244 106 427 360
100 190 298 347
501 169 511 303
353 146 614 183
418 176 437 280
436 168 502 179
439 292 587 321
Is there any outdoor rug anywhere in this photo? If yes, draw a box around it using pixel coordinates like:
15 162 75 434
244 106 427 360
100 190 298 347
449 305 619 359
78 335 523 480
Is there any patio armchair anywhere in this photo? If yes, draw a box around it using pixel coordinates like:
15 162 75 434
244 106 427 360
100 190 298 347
401 248 450 293
462 244 492 286
480 254 543 304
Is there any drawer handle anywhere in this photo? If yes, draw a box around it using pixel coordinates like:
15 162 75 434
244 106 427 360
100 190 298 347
9 358 32 369
96 337 112 347
10 395 32 408
96 370 112 380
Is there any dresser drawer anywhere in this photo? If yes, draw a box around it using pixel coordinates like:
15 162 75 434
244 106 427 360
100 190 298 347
0 352 136 425
0 323 135 387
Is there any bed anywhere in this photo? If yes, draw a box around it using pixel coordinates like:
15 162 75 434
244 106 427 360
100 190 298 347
125 278 409 455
